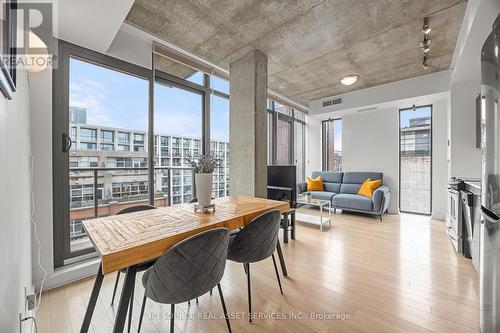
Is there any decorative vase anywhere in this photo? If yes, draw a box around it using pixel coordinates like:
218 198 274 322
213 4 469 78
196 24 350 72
305 193 312 202
195 173 213 206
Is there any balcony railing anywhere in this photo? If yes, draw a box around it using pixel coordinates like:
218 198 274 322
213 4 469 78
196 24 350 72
69 166 195 219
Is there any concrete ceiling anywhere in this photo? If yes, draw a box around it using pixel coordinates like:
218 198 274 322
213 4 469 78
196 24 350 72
126 0 467 105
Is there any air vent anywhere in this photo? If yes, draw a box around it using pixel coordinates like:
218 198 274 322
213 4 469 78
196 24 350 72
322 98 342 107
357 107 377 113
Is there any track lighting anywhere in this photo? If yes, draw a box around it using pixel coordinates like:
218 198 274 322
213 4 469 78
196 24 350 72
422 54 429 70
420 18 431 69
422 17 431 35
420 36 431 53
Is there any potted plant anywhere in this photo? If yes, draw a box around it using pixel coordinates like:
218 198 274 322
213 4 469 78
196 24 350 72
185 154 220 207
304 191 312 202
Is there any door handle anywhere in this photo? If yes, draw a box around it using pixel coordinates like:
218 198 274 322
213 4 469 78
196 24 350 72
62 133 72 152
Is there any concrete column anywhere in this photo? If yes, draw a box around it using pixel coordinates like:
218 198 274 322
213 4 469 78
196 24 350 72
229 49 268 198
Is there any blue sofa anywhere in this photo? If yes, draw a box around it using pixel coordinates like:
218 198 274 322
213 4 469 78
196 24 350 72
298 171 391 221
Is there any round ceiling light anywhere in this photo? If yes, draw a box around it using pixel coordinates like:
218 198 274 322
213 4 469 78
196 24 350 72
339 74 359 86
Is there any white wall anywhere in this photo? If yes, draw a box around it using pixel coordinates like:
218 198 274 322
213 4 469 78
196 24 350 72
0 69 33 332
342 109 399 213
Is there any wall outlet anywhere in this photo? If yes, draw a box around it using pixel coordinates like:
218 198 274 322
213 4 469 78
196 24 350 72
26 294 35 311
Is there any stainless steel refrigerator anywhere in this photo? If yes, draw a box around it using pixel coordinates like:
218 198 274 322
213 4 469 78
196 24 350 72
480 13 500 333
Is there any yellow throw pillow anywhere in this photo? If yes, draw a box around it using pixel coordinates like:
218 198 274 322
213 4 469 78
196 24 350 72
358 179 382 198
306 176 324 191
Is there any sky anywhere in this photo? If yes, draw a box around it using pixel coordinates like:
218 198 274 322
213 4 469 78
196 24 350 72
400 106 431 128
69 57 230 141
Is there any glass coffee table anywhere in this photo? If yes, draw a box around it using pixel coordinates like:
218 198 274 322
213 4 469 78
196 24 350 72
296 196 331 231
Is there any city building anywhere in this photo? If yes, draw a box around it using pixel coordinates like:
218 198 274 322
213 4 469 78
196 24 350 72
68 122 229 243
69 106 88 124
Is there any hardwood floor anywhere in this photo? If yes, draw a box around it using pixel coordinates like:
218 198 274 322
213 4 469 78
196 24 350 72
36 210 479 333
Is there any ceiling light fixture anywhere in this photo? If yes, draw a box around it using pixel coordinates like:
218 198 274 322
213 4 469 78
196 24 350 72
339 74 359 86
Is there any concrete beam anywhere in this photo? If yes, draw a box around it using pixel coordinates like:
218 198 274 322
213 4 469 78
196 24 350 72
229 49 268 198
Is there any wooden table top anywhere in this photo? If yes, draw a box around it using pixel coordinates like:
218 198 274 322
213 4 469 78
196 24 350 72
83 196 289 274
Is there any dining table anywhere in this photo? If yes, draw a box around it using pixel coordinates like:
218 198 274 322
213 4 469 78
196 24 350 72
80 195 290 333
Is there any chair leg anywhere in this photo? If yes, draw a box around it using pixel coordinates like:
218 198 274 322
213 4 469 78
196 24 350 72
243 262 248 275
276 240 288 277
110 271 120 305
137 295 147 333
217 283 232 333
170 304 175 332
127 282 135 333
246 263 252 322
379 214 383 222
196 297 199 304
271 254 283 294
210 288 213 296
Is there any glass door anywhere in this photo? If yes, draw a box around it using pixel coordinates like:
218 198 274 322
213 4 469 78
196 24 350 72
399 105 432 215
65 56 149 261
276 114 293 165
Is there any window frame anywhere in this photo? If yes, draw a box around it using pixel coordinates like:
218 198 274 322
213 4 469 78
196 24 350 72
321 118 342 172
53 41 222 268
398 104 433 215
53 41 151 267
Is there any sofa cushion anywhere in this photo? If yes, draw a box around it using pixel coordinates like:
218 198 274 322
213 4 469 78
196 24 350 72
340 172 383 194
333 194 373 211
323 182 341 193
311 171 343 183
306 176 324 191
340 183 361 194
309 191 336 202
343 172 383 184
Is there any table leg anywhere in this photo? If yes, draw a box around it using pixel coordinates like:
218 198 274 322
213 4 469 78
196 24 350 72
291 210 296 240
80 263 104 333
282 212 289 244
276 240 288 277
112 265 137 333
329 202 332 229
320 205 323 231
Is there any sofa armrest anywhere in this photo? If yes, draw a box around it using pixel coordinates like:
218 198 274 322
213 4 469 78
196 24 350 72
297 182 307 194
373 185 391 213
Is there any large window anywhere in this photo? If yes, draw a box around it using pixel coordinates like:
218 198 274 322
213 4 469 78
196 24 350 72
399 106 432 215
322 119 342 172
53 42 151 266
267 100 306 181
154 81 203 204
210 78 230 198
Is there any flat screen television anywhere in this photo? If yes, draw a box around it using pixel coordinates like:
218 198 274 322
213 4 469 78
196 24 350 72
267 165 297 207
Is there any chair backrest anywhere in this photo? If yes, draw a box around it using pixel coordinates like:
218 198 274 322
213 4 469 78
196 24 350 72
227 209 281 263
142 228 230 304
116 204 156 215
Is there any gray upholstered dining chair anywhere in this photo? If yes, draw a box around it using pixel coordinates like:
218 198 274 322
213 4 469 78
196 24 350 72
137 228 232 333
227 209 283 322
